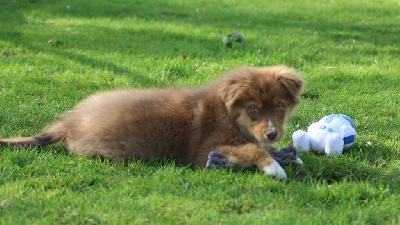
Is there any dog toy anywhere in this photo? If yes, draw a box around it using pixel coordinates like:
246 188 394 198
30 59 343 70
292 114 357 157
222 33 247 49
206 146 300 169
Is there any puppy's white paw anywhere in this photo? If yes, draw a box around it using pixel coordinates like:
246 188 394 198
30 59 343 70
262 160 287 180
293 157 303 166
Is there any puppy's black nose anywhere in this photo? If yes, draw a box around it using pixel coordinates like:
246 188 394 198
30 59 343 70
266 131 278 141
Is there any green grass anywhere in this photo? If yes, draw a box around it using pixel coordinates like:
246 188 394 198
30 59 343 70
1 0 399 224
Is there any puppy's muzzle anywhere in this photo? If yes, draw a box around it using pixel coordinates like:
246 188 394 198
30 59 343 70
265 131 278 141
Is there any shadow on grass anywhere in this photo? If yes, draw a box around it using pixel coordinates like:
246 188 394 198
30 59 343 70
0 3 224 88
1 140 398 195
292 143 399 190
15 0 398 45
1 0 399 64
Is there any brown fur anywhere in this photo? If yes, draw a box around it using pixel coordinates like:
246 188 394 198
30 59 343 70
0 66 304 173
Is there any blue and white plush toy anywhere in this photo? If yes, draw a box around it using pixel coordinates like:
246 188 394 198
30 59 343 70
292 114 357 157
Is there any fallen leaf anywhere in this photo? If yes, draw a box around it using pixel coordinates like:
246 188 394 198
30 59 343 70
3 50 11 57
48 39 56 46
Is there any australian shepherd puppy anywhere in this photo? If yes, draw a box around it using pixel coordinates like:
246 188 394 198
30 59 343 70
0 66 304 179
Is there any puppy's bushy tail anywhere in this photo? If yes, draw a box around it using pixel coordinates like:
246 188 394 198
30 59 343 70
0 123 66 148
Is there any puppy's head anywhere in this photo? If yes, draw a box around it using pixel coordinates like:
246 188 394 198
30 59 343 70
219 66 304 148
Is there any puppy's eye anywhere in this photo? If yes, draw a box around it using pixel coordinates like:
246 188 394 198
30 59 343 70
250 105 259 113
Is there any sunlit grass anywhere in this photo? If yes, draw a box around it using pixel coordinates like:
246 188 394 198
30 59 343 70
0 0 399 224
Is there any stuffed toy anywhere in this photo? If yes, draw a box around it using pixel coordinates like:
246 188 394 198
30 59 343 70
206 146 302 169
222 33 247 49
292 114 356 157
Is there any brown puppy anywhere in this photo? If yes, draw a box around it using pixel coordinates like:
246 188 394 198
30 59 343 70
0 66 304 179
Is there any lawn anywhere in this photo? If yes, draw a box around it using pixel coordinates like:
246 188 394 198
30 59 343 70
0 0 399 224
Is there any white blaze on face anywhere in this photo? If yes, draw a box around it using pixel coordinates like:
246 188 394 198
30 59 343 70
263 118 278 143
268 119 275 131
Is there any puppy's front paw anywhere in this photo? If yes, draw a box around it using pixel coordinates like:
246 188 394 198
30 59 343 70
293 157 303 166
262 160 287 180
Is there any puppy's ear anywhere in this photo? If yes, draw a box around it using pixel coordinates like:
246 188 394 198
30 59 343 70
218 71 251 115
220 79 244 111
277 67 304 103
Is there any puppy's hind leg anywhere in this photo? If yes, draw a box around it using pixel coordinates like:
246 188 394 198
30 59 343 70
214 143 287 179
